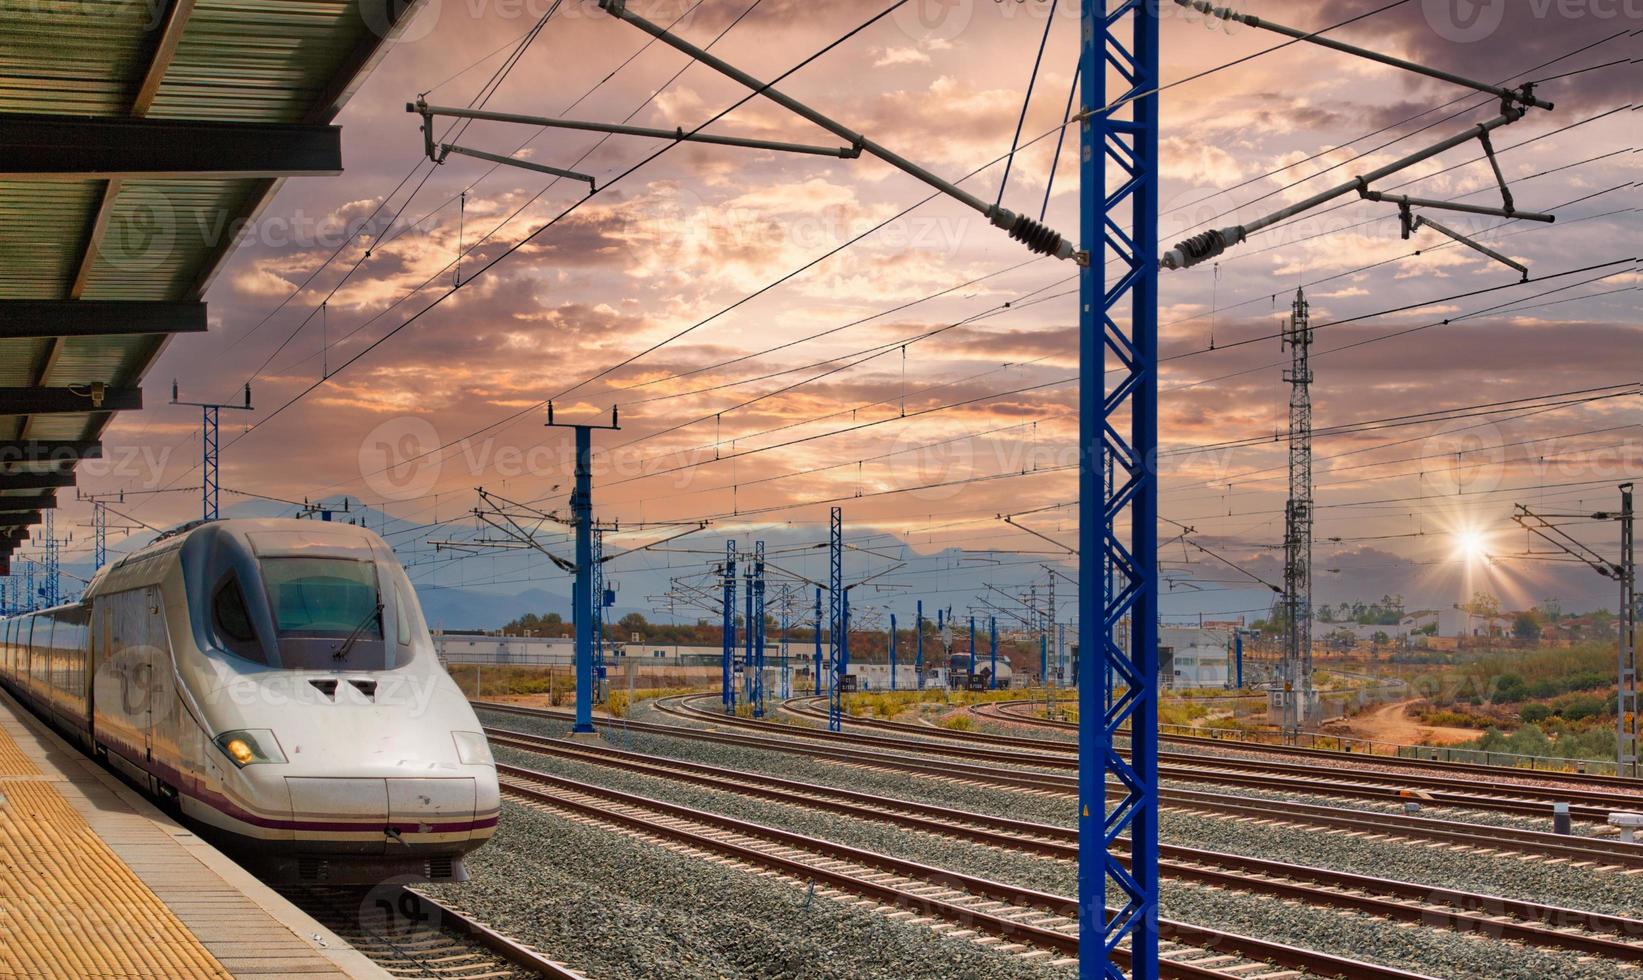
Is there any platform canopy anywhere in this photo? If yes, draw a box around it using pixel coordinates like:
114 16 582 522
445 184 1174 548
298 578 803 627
0 0 426 576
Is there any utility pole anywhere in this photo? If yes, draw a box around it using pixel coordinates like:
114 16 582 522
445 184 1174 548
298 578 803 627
41 509 59 607
916 599 924 690
592 526 607 705
889 611 898 691
546 402 619 736
1620 486 1637 777
813 586 822 697
1511 484 1637 775
753 540 766 717
1083 0 1161 975
989 615 998 690
827 507 844 732
1280 287 1314 742
722 540 737 713
171 381 252 522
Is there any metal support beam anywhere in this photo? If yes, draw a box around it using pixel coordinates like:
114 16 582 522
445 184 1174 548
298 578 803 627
546 406 620 735
0 512 42 528
813 587 823 697
0 387 140 415
597 0 1077 261
752 540 766 717
1621 485 1637 777
0 493 56 513
0 299 207 340
828 507 844 732
723 540 738 712
889 611 897 691
1413 214 1530 280
989 615 998 690
0 472 73 491
915 599 924 690
1362 190 1554 223
1084 0 1160 976
0 114 343 180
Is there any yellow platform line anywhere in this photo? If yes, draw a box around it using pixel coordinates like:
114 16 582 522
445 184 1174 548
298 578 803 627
0 721 231 979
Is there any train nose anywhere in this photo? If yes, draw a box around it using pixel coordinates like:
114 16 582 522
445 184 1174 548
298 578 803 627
286 776 485 854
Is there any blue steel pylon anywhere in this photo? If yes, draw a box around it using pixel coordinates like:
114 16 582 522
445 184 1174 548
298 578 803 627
592 526 606 704
546 403 619 735
812 587 822 696
172 381 252 521
889 612 897 691
915 600 925 690
752 540 766 716
42 509 59 607
1080 0 1161 976
989 615 998 690
827 507 843 732
722 540 737 713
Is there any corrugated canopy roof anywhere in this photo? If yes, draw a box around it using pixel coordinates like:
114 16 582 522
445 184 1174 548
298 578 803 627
0 0 424 576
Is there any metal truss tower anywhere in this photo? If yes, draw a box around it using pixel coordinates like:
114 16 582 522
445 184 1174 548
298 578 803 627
172 382 252 521
1281 287 1314 741
1080 0 1160 976
92 501 107 570
889 612 898 691
827 507 843 732
722 540 737 713
1621 486 1637 776
813 587 823 697
751 540 766 717
592 526 607 705
42 509 59 607
915 599 925 690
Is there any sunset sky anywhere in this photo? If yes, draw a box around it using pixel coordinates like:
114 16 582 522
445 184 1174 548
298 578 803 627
64 0 1638 623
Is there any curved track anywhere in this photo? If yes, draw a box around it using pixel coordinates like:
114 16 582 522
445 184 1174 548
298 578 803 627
497 760 1437 980
487 724 1643 961
768 696 1640 820
472 700 1643 870
972 697 1643 790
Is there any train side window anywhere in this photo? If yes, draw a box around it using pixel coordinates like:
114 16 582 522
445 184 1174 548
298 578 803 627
396 584 411 647
212 575 266 664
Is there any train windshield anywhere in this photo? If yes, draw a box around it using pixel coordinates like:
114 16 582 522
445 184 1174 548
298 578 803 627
262 557 382 638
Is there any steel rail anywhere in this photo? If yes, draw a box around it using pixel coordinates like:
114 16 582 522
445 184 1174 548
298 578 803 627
472 701 1643 869
497 765 1433 980
677 696 1632 820
488 726 1643 957
974 698 1643 791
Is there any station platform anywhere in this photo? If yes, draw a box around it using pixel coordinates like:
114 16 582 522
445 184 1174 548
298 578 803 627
0 690 387 979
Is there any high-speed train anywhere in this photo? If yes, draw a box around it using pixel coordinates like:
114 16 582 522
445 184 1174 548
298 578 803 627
0 518 498 883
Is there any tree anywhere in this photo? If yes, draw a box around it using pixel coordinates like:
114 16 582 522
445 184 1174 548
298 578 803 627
1512 611 1540 641
1372 630 1390 648
1466 591 1500 619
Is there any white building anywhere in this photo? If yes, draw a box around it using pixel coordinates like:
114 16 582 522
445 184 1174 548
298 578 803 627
1159 627 1231 690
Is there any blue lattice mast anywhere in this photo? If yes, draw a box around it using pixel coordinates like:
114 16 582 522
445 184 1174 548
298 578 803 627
1081 0 1161 975
592 526 606 704
827 507 843 732
171 381 252 521
889 612 897 691
722 539 737 714
989 615 998 690
752 540 766 716
813 587 823 697
41 509 59 607
915 599 925 690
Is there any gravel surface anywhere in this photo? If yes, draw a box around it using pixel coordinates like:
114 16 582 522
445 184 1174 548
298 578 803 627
422 799 1077 980
480 706 1640 915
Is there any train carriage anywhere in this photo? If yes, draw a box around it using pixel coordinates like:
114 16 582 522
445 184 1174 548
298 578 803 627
0 518 499 884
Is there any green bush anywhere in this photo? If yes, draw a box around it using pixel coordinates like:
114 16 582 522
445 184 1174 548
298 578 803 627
1519 703 1553 724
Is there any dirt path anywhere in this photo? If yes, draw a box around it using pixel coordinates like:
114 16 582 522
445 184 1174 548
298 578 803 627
1324 697 1480 747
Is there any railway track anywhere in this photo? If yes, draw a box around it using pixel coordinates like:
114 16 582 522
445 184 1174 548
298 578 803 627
281 883 586 979
756 696 1639 822
972 698 1643 791
496 761 1438 980
471 700 1643 870
486 724 1643 960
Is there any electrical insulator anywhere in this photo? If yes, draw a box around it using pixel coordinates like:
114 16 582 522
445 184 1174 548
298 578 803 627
1161 227 1242 270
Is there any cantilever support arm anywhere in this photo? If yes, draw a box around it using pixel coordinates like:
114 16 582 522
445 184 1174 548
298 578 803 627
1413 214 1530 281
1173 1 1553 111
412 101 862 159
1361 189 1555 223
597 0 1079 262
1162 109 1528 270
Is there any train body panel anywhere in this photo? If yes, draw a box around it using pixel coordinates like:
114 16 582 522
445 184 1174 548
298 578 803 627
0 518 498 884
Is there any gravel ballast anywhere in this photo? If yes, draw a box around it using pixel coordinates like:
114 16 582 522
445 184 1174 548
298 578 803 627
423 799 1077 980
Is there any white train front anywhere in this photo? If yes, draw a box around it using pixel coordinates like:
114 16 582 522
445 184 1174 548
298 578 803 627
0 518 499 883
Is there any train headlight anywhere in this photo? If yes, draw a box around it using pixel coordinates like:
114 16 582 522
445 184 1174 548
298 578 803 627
215 730 286 768
452 731 494 767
